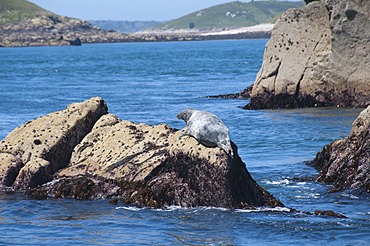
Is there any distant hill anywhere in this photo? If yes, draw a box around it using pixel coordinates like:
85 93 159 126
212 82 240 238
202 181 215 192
0 0 130 47
90 20 164 34
0 0 53 24
155 0 305 31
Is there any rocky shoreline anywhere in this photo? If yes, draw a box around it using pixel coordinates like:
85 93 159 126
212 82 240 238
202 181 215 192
0 0 276 48
0 14 272 47
0 15 130 47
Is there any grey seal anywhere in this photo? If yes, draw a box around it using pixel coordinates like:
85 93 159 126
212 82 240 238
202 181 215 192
176 108 233 156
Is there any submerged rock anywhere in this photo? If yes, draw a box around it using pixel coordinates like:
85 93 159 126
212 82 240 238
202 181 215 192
0 98 282 209
246 0 370 109
314 210 347 218
309 106 370 193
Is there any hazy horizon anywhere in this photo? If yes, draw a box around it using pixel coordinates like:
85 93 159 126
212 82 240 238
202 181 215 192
28 0 303 21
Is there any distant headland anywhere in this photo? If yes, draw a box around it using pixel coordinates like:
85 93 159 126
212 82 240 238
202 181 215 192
0 0 304 47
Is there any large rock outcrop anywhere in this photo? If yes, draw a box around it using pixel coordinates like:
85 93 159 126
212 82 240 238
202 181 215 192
0 98 282 209
246 0 370 109
309 105 370 193
0 97 108 189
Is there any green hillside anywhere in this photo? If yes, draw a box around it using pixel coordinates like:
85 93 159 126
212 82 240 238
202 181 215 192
90 20 164 33
158 0 305 30
0 0 53 24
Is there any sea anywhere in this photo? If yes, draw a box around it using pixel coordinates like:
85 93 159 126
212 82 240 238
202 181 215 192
0 40 369 245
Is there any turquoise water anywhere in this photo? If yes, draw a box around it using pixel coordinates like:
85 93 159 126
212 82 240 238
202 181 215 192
0 40 369 245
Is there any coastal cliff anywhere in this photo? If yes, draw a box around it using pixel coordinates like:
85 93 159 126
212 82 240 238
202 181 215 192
246 0 370 109
0 97 282 209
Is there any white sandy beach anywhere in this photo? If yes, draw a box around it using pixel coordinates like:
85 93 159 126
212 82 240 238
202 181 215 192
134 23 274 36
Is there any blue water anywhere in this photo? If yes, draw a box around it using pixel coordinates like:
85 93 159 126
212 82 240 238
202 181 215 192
0 40 369 245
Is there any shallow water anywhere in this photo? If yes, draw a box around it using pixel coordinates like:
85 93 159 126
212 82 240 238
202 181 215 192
0 40 369 245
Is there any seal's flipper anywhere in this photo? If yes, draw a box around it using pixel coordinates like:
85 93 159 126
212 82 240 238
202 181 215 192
177 128 188 141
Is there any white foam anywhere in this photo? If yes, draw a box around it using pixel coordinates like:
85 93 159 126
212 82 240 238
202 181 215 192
236 206 291 213
295 193 321 199
115 206 144 211
156 206 229 212
116 205 291 213
266 179 290 185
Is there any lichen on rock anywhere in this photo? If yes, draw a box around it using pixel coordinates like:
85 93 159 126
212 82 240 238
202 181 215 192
246 0 370 109
0 97 283 209
0 97 108 189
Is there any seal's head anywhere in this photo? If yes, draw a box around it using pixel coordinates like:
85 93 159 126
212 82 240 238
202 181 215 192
176 108 196 122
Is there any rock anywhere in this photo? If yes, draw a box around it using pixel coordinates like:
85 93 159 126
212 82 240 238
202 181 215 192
0 97 108 190
207 84 253 99
35 116 282 208
0 98 283 209
246 0 370 109
309 105 370 193
69 38 81 46
314 210 347 218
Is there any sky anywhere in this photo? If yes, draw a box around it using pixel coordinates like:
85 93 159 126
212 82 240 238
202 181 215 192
28 0 301 21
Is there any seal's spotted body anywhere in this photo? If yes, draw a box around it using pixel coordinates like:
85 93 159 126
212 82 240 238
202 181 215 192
177 108 233 156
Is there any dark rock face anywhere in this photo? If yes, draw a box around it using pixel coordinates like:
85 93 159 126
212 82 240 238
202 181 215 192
207 84 253 99
0 98 282 209
309 106 370 193
314 210 347 218
246 0 370 109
